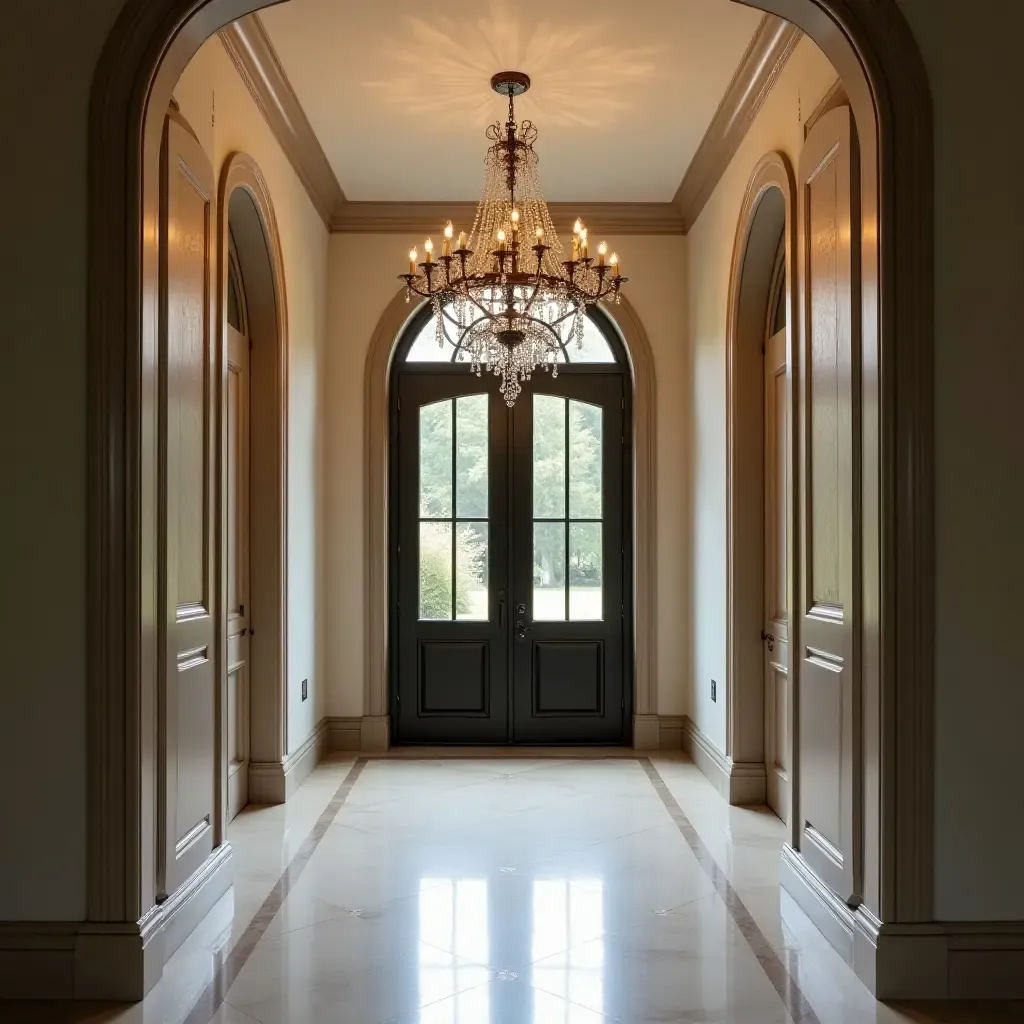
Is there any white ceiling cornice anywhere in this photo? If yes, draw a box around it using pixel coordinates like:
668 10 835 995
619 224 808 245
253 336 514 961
673 15 802 232
220 11 799 236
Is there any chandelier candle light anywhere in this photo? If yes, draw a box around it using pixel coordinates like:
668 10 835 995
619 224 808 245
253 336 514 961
399 71 628 406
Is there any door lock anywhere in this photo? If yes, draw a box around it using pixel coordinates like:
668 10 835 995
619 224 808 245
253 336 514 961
516 602 527 615
761 631 775 652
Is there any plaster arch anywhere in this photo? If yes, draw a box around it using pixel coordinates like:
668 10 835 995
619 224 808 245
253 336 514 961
361 291 658 752
724 152 796 805
86 0 934 972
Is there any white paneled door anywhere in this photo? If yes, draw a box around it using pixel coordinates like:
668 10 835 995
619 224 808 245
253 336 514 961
226 319 251 821
160 117 217 896
795 105 859 903
763 323 790 824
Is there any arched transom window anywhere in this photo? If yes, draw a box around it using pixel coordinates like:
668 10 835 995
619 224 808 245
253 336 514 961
400 302 621 365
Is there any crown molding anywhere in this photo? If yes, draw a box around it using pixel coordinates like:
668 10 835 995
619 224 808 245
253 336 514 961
673 15 802 233
218 14 346 229
218 11 793 238
804 77 849 138
332 200 684 235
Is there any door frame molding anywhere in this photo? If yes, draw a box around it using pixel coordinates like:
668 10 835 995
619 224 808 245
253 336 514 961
725 151 796 804
84 0 934 997
363 291 657 751
216 152 289 808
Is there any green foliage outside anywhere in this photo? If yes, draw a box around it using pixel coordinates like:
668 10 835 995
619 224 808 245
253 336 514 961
417 392 604 615
418 523 486 619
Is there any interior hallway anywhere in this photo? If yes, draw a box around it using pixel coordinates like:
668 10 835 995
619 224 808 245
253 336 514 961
10 757 1020 1024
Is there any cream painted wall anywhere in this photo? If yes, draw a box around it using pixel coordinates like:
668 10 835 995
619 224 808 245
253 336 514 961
324 233 688 720
684 36 837 754
172 37 330 755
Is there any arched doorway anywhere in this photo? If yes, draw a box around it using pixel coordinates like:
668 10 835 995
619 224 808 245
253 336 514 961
725 153 796 821
216 154 289 811
389 305 633 744
84 0 936 996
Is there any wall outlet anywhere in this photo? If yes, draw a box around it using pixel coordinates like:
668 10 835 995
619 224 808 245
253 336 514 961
301 678 308 701
711 679 717 702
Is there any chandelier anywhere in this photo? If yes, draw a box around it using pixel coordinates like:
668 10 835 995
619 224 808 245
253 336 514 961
399 71 628 406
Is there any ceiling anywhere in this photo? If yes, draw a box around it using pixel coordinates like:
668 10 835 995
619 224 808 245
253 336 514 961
259 0 763 203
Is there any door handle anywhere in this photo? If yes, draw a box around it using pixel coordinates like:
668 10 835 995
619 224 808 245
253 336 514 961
516 620 532 640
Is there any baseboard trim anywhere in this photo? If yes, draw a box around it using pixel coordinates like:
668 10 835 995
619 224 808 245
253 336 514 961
249 719 330 803
325 715 363 751
360 714 390 752
780 844 1024 999
680 716 766 804
780 842 856 962
0 844 233 1001
655 714 684 750
633 714 661 750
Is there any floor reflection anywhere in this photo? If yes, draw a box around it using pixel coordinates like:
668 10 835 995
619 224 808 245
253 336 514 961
420 878 491 1017
532 880 604 1020
418 877 605 1022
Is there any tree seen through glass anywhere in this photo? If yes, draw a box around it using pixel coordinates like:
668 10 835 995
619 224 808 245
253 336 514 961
417 393 604 622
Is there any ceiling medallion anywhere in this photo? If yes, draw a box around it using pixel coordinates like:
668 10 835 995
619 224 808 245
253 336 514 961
399 71 628 406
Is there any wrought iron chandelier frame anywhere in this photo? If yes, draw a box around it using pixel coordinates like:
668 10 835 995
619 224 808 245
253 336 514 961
398 71 628 404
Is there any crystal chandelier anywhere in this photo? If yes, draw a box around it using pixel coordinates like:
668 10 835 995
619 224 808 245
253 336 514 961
399 72 628 406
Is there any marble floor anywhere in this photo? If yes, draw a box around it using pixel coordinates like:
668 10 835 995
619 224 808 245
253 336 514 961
9 753 1023 1023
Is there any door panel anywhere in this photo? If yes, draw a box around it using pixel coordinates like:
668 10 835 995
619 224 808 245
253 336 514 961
796 105 859 901
161 118 217 895
764 326 790 822
512 376 626 744
396 376 510 743
226 322 250 820
394 367 628 745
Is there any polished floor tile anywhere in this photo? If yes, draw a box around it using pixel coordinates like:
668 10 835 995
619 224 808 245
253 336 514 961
7 753 1022 1024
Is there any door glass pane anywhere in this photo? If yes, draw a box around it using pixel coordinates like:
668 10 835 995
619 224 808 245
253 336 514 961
456 394 488 518
569 522 603 620
456 522 488 620
569 400 602 519
420 400 452 517
419 521 453 620
533 521 566 621
533 394 566 518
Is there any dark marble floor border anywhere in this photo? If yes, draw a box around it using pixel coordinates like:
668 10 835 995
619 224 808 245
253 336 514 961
182 757 368 1024
639 757 821 1024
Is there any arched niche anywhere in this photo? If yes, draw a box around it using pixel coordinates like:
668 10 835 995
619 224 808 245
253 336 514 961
216 153 289 811
724 153 796 808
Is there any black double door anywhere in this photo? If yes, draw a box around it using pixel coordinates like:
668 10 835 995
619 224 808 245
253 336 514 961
393 369 629 744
